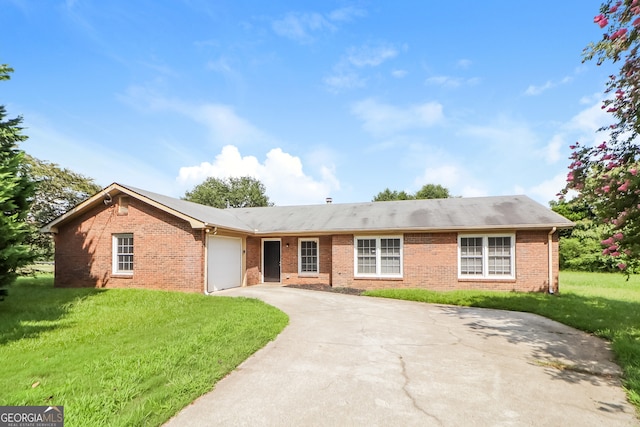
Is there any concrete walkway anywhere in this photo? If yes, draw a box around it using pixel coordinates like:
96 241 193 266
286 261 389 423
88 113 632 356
165 286 638 426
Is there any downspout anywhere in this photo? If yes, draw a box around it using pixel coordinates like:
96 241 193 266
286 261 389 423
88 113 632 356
548 227 557 294
204 228 214 295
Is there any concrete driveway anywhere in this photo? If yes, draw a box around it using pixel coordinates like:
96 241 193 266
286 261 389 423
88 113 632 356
165 286 638 426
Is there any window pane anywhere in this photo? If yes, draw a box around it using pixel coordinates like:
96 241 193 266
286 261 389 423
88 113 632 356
357 239 376 274
488 237 511 275
116 235 134 272
460 237 483 275
380 238 401 274
300 240 318 273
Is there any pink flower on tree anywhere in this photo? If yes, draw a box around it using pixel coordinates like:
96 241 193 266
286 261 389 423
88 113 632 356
614 232 624 240
611 28 628 40
618 180 630 191
594 14 609 28
601 237 615 246
618 263 627 270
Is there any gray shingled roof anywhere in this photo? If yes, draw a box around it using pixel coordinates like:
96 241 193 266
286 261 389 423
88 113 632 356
123 185 254 232
124 185 573 234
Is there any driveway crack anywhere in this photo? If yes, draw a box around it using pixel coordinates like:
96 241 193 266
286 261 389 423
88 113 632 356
392 349 444 426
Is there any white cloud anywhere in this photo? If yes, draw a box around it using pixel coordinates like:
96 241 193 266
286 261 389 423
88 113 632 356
328 6 366 22
414 163 487 198
459 116 538 150
524 75 573 96
540 134 564 164
351 98 444 137
391 69 407 78
271 12 335 43
346 44 398 67
120 85 269 146
324 42 401 92
323 71 366 92
177 145 340 205
527 173 568 203
425 75 479 88
272 6 366 43
456 59 472 69
189 104 266 146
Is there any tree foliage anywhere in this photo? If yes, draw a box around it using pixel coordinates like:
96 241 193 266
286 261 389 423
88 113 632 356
373 184 451 202
25 155 101 259
0 64 35 292
563 1 640 272
184 176 272 208
550 199 620 271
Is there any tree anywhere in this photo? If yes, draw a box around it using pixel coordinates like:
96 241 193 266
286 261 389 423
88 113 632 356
184 176 272 208
24 155 101 259
372 184 452 202
414 184 451 199
563 1 640 272
0 65 35 295
550 199 618 271
372 188 414 201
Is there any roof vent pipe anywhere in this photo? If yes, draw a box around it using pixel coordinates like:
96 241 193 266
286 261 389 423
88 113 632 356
326 197 333 204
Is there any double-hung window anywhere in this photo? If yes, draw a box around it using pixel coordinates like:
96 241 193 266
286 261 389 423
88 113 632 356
355 236 403 278
298 238 319 275
113 233 134 275
458 234 514 279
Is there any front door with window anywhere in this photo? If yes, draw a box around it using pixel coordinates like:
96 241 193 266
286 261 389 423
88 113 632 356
263 240 281 282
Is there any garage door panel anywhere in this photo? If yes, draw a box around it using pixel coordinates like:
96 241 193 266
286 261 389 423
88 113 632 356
208 236 242 292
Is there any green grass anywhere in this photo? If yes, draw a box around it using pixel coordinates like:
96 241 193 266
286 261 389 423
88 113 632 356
0 275 288 427
364 271 640 410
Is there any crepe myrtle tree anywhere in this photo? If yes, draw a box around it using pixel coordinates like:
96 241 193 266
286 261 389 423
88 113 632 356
563 1 640 272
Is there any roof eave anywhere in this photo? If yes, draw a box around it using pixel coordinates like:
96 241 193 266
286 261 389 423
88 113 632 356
249 223 575 235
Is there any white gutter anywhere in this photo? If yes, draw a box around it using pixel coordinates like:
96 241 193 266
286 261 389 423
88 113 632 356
548 227 557 294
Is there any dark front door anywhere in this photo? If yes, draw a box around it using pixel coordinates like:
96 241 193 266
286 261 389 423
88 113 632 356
263 240 281 283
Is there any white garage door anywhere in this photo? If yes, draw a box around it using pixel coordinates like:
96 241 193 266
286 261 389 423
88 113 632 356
207 236 242 292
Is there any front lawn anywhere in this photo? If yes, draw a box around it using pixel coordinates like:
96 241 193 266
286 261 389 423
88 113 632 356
363 271 640 411
0 275 288 427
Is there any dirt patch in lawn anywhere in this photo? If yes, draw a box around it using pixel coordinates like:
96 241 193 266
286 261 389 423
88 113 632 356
285 284 365 296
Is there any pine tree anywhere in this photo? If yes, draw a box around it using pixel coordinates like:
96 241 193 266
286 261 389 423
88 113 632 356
0 65 35 297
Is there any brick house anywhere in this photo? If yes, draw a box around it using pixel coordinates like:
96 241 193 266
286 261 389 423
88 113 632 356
42 183 574 294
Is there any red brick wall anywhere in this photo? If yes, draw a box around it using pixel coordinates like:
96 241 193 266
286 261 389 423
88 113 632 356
329 231 558 292
54 197 204 292
245 236 332 286
246 236 261 285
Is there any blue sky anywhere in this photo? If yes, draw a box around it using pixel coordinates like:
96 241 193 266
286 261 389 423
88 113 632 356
2 1 614 206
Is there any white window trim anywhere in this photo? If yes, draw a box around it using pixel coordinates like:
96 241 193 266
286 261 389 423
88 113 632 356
298 238 319 276
354 235 403 279
112 233 134 275
458 233 515 279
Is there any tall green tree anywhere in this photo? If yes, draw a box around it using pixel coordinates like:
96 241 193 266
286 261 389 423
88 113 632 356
414 183 451 199
25 155 101 259
372 184 452 202
0 65 35 295
372 188 414 202
184 176 272 208
550 199 618 272
564 1 640 272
